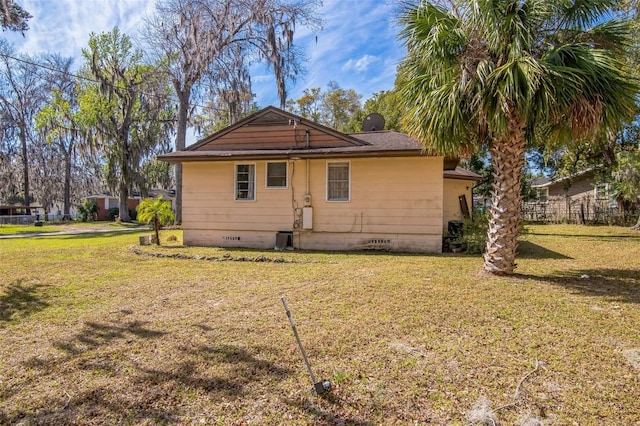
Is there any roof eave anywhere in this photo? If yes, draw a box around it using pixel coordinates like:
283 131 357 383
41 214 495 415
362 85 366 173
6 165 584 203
158 149 429 163
444 174 483 181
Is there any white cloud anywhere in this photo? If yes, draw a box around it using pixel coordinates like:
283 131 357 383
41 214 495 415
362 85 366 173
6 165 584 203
2 0 405 107
342 54 379 73
251 74 273 84
277 0 405 104
3 0 155 67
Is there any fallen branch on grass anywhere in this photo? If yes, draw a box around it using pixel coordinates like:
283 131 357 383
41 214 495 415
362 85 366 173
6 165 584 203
465 360 545 426
61 391 71 411
495 359 544 412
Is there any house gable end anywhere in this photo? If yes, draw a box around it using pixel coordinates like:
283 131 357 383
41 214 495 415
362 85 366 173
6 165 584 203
188 106 368 152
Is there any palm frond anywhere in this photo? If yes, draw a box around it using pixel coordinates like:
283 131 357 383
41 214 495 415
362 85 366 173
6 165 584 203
557 0 618 29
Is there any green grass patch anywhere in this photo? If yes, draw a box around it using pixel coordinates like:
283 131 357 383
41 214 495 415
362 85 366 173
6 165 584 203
0 224 61 235
0 220 146 235
1 225 639 424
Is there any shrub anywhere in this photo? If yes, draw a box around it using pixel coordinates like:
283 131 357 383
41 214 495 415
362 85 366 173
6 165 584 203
77 200 98 222
450 213 488 254
107 207 119 221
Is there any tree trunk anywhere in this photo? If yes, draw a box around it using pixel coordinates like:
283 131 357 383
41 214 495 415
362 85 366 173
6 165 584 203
20 126 31 215
173 84 191 225
63 149 72 221
484 110 527 275
118 182 131 222
632 213 640 231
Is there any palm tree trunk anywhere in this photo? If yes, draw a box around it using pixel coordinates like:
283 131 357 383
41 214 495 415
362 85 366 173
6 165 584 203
484 110 527 275
154 217 160 245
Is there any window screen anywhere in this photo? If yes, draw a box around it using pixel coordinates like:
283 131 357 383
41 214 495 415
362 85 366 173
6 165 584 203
266 162 287 188
327 162 350 201
537 188 548 201
236 164 255 200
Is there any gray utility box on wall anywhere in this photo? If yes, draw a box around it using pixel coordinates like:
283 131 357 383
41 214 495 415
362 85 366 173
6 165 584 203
302 207 313 229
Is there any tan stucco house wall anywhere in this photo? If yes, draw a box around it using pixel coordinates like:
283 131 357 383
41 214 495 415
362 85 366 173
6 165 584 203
443 178 473 226
161 107 480 253
182 156 444 252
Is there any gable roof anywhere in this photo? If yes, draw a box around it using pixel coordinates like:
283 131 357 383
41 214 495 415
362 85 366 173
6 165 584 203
531 168 596 188
185 106 367 151
159 106 433 163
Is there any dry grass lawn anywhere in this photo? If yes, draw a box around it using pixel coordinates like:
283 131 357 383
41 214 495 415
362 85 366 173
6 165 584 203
1 225 639 425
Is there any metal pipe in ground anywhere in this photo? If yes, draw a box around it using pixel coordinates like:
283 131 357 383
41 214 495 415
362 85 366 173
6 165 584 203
281 297 331 395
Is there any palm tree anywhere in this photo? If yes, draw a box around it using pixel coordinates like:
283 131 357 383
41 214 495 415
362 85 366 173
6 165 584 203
398 0 638 275
136 196 175 246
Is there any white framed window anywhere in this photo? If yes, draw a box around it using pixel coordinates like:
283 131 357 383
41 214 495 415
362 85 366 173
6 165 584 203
266 161 288 188
235 163 256 201
536 187 549 201
595 183 609 200
107 197 119 209
326 161 350 201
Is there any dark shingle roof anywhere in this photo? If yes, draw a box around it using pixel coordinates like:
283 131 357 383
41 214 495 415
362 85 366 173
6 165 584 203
349 131 425 150
159 130 428 162
157 107 478 182
444 167 483 181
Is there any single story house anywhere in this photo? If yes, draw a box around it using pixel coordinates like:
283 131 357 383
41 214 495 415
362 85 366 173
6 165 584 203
531 169 609 202
525 169 616 223
85 189 175 221
84 193 141 221
159 106 480 253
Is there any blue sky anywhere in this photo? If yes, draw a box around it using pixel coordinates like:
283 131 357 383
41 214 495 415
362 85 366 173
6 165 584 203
4 0 405 107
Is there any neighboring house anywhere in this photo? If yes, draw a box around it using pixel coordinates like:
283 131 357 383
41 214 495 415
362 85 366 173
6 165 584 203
159 106 480 253
148 189 176 212
85 190 175 221
84 193 141 221
525 169 615 223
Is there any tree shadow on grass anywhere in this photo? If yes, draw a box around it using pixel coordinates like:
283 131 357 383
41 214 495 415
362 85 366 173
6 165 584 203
45 230 148 240
132 344 290 398
285 395 375 426
195 343 289 376
515 268 640 304
526 231 640 242
53 320 167 355
3 385 181 425
9 319 174 424
0 278 49 323
517 241 572 259
15 319 291 423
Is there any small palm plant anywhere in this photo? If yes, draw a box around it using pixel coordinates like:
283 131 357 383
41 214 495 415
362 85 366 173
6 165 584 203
136 196 175 246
